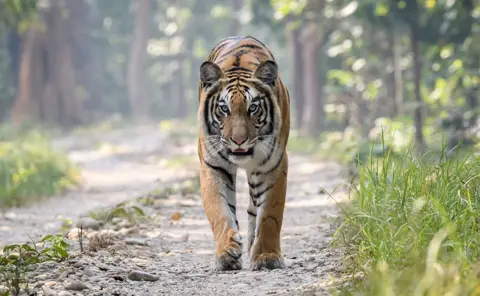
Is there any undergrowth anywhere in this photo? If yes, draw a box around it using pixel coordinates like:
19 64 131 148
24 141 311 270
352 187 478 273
333 138 480 295
0 128 80 207
0 235 69 296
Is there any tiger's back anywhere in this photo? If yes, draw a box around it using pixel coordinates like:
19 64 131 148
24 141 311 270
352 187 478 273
197 36 291 271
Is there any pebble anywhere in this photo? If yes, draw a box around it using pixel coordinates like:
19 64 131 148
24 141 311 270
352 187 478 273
77 218 103 230
124 237 148 246
42 285 57 296
45 281 57 287
127 270 159 281
58 291 74 296
83 268 95 277
111 217 123 225
65 281 89 291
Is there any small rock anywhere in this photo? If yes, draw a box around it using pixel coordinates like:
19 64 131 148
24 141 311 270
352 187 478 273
73 261 84 268
124 237 148 246
118 220 133 228
58 291 74 296
111 217 123 225
97 263 111 271
35 282 45 288
127 270 159 281
42 285 57 296
44 281 57 287
77 218 103 230
83 268 95 277
65 281 89 291
37 273 49 281
0 286 8 294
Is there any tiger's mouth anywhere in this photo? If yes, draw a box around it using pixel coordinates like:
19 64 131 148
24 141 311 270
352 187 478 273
229 147 254 156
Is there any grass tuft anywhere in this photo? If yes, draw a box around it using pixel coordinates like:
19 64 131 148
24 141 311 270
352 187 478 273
334 139 480 296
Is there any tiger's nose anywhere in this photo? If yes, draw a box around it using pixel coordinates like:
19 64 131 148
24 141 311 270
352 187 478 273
231 136 247 145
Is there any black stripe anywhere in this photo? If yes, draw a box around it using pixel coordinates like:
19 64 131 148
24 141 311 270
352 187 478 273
250 184 274 199
225 249 241 260
252 151 284 176
218 44 264 59
225 67 253 73
250 193 257 207
248 181 263 189
218 150 232 163
203 160 234 184
204 97 214 135
244 36 275 60
247 210 257 217
268 95 275 132
228 203 236 214
226 183 235 192
260 138 276 165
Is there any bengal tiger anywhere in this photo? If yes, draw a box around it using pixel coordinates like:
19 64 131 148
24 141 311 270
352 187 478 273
197 36 290 271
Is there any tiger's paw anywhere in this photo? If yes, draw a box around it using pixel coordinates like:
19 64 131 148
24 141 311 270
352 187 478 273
251 252 285 270
216 243 243 271
215 229 243 271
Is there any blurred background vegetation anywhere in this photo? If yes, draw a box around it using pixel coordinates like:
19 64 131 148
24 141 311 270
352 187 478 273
0 0 477 151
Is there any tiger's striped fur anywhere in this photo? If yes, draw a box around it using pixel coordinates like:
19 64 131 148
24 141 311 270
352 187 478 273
197 36 290 271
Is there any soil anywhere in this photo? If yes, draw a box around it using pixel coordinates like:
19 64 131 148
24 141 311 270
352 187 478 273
0 122 350 296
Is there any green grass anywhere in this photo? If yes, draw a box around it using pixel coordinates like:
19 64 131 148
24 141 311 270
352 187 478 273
0 128 80 207
333 140 480 296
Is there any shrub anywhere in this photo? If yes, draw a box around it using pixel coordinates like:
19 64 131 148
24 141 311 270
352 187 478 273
0 130 80 207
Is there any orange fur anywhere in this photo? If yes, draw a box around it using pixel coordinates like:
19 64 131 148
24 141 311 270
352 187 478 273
197 36 290 270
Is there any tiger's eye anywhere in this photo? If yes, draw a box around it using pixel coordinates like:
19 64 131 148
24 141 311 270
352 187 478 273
248 104 258 113
220 105 229 113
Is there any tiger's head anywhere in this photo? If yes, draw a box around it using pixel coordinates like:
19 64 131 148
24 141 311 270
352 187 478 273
198 60 282 166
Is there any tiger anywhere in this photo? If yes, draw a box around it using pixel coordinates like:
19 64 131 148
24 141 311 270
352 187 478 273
197 36 290 271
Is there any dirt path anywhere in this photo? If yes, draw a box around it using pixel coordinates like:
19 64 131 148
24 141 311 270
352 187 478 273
0 123 350 295
0 123 198 248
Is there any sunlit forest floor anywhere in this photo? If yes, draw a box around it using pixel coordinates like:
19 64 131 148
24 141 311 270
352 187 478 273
0 120 351 295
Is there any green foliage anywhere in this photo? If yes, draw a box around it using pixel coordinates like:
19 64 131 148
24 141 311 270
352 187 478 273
0 234 69 295
0 129 80 207
334 142 480 295
88 201 147 223
0 0 37 31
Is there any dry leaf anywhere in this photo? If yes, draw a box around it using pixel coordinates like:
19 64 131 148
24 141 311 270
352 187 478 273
171 212 182 221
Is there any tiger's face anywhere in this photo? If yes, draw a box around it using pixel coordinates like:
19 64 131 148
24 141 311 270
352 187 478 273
199 60 281 166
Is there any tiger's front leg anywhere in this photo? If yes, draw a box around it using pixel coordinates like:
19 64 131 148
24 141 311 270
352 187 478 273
248 154 288 270
200 161 242 271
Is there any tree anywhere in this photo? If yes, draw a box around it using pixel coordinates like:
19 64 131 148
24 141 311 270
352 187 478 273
127 0 151 119
11 0 85 128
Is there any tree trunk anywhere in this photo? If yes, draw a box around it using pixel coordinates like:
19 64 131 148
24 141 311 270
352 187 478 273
300 22 323 137
410 24 424 150
467 86 478 127
11 27 42 126
13 0 84 128
392 34 404 116
287 27 305 130
127 0 151 119
42 0 83 127
175 61 188 118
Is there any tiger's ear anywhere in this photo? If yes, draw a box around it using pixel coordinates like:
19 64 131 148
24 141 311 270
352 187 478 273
253 60 278 85
200 61 224 85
